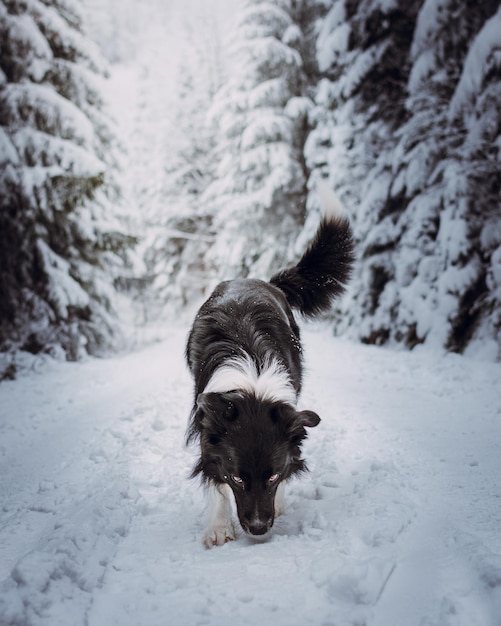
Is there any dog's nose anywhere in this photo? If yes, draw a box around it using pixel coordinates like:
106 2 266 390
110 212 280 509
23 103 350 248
247 520 270 536
245 515 272 536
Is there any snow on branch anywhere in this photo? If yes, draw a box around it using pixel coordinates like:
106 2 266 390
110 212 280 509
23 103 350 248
449 6 501 119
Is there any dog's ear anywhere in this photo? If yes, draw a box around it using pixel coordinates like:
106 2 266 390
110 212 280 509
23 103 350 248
289 409 320 443
271 405 320 430
296 409 320 428
196 392 238 422
272 404 320 446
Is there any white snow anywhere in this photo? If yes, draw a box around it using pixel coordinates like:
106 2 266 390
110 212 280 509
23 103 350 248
316 3 349 72
3 0 500 621
449 5 501 119
410 0 453 61
2 83 96 149
36 239 91 321
4 12 53 82
1 325 501 625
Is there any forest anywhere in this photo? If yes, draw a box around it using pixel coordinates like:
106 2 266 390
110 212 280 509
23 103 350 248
1 0 500 376
1 3 501 623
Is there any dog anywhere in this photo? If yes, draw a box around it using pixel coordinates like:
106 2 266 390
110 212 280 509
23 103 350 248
185 185 354 547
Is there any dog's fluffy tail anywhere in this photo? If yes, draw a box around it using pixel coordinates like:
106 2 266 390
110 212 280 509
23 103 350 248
269 184 355 318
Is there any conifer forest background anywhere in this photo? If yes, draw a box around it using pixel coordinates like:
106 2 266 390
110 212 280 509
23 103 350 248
1 0 500 376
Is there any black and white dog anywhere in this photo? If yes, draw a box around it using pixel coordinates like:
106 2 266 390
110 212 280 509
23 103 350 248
186 186 354 547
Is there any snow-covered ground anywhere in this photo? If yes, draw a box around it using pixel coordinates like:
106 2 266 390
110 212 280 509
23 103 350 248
2 2 499 624
1 325 500 626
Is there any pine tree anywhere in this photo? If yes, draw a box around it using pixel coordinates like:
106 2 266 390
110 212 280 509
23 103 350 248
446 4 501 356
305 0 501 358
139 1 231 317
190 0 325 292
0 0 136 368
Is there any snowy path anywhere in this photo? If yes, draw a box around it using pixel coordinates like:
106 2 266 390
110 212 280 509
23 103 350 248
1 326 500 625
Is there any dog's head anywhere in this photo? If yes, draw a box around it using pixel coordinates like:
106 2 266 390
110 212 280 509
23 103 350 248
193 391 320 538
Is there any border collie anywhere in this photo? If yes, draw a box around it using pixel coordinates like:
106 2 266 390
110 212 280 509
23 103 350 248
186 186 354 547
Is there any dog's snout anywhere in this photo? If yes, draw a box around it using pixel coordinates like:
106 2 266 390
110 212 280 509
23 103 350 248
243 511 273 536
247 520 270 536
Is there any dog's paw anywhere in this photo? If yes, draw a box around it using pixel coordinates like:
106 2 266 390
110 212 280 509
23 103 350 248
203 522 236 548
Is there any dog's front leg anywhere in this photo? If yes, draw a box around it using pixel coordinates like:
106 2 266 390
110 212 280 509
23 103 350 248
275 481 286 517
203 482 236 548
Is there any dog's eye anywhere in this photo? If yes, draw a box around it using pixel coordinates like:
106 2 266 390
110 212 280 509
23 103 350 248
268 473 280 484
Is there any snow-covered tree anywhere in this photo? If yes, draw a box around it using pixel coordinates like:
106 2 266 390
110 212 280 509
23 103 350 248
154 0 327 312
0 0 136 366
201 0 324 283
305 0 501 359
121 0 240 319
